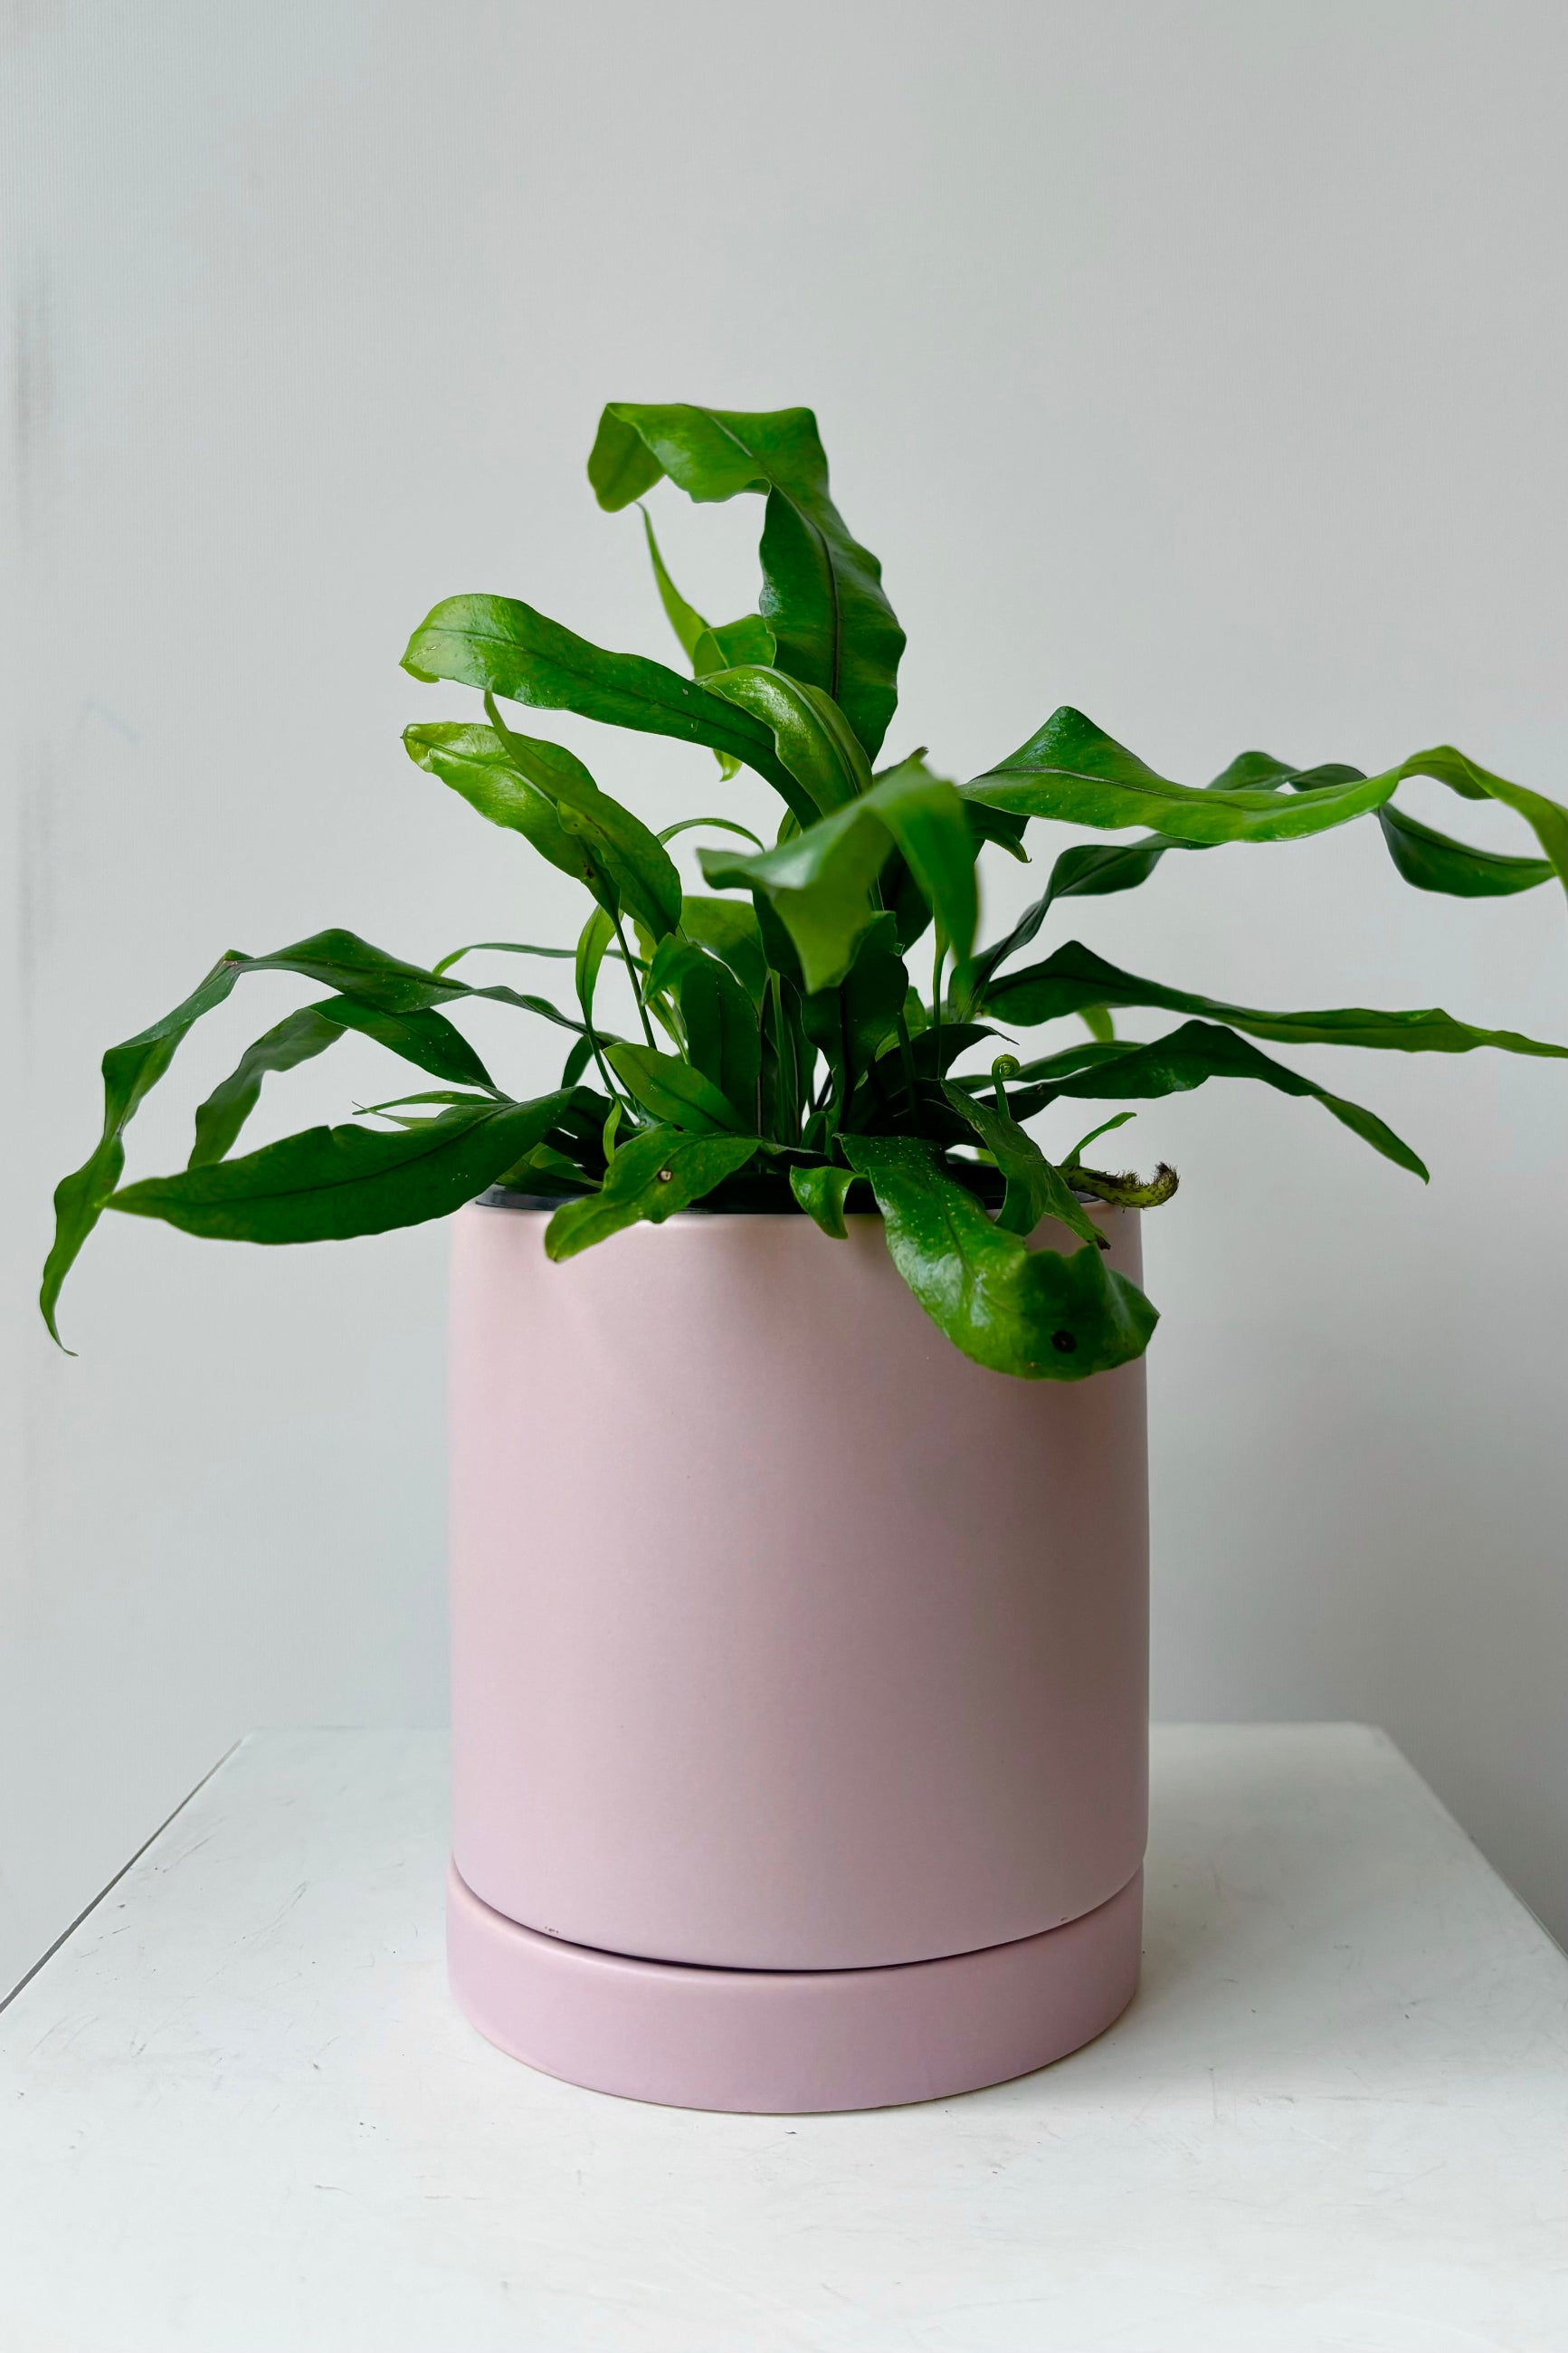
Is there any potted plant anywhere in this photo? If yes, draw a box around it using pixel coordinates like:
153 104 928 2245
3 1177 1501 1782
43 403 1566 2113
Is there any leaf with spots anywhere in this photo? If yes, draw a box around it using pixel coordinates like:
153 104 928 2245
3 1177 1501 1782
841 1136 1156 1380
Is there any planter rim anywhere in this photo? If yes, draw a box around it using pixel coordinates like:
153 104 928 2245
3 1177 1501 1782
477 1189 819 1215
474 1188 1117 1215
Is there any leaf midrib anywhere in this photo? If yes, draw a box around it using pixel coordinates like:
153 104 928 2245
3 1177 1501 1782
119 1104 513 1208
434 610 774 766
977 759 1387 816
702 408 844 705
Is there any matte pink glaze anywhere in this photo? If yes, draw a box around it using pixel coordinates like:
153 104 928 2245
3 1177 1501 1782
448 1858 1143 2114
448 1203 1147 1973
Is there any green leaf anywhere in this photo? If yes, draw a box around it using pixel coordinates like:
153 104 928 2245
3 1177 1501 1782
605 1042 748 1133
1394 746 1568 892
404 723 602 897
231 932 456 1014
259 938 588 1034
644 938 761 1120
401 593 796 803
1283 745 1565 898
357 1090 497 1115
110 1097 575 1245
908 1019 1002 1081
874 756 1003 957
698 757 977 993
41 926 609 1344
469 986 597 1038
841 1137 1157 1381
431 938 576 976
962 795 1031 862
1378 801 1556 897
1063 1110 1137 1164
544 1125 759 1260
480 697 683 940
573 905 619 1102
639 504 708 664
1209 751 1367 794
962 751 1559 948
869 757 978 969
1010 1020 1430 1178
374 1108 488 1130
954 836 1190 1012
939 1084 1103 1246
496 1140 594 1196
188 1007 344 1169
966 715 1568 902
747 887 807 991
983 938 1566 1059
39 946 290 1344
308 998 499 1091
953 750 1360 1010
693 614 775 675
801 916 910 1112
658 816 766 852
188 991 501 1168
1037 834 1183 904
677 894 770 1005
574 903 615 1026
587 403 905 760
700 946 766 1119
758 481 901 759
789 1162 860 1235
560 1033 595 1088
637 511 777 782
702 666 871 814
965 708 1401 844
699 807 887 993
879 850 938 956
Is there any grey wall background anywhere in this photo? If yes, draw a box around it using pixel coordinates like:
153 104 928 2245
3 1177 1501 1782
4 0 1563 1993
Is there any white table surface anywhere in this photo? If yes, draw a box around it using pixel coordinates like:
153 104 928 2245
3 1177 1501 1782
2 1726 1564 2353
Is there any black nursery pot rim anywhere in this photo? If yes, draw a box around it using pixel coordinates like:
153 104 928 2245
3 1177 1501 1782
480 1189 846 1216
476 1187 1108 1215
481 1195 808 1214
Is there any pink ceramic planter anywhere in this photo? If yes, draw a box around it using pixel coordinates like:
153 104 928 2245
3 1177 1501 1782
446 1200 1148 2111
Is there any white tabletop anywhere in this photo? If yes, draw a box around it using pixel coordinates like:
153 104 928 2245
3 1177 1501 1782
3 1725 1563 2353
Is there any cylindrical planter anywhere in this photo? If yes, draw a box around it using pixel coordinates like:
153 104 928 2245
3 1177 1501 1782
446 1199 1148 2111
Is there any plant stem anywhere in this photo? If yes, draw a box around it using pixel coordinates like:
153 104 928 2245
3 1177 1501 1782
613 912 657 1049
756 989 768 1137
895 1009 918 1117
770 972 801 1146
784 980 801 1145
931 928 946 1072
585 1031 629 1125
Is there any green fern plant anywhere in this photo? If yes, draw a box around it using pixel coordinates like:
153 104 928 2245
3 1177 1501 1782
43 403 1567 1376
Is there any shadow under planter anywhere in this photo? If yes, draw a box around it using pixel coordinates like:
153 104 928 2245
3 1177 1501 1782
445 1200 1149 2112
